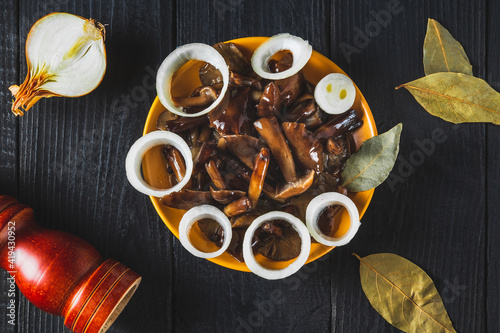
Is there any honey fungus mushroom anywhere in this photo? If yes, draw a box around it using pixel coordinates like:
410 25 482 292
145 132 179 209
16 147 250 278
252 220 302 261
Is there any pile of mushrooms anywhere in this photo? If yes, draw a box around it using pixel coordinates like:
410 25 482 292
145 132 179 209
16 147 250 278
126 34 364 279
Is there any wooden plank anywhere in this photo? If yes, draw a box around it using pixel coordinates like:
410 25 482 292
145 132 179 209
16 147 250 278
173 1 333 332
15 1 174 332
331 0 486 332
0 1 19 331
486 0 500 331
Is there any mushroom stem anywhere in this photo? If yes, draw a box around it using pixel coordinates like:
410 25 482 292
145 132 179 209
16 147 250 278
224 196 252 217
172 86 218 108
230 71 262 90
162 115 209 133
254 116 297 183
313 109 362 142
198 125 212 143
248 148 270 208
163 146 188 184
231 214 258 228
205 158 227 190
262 222 284 239
210 187 247 205
193 141 217 172
257 82 281 117
221 154 284 203
161 190 216 210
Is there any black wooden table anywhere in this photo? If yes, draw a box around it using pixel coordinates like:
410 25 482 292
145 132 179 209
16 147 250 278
0 0 498 332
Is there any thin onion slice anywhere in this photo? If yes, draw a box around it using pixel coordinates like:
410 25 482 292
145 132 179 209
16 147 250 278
125 131 193 197
314 73 356 114
251 33 312 80
306 192 360 246
243 211 311 280
156 43 229 117
178 205 232 259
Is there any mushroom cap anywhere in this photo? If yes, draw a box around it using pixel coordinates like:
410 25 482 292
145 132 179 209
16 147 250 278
275 170 315 200
253 219 302 261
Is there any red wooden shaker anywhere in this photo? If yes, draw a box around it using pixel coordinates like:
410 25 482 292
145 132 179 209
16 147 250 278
0 195 141 333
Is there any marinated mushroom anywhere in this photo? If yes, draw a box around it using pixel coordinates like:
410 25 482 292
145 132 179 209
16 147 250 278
231 214 258 228
276 72 304 107
213 42 251 74
172 86 218 108
314 109 363 142
160 115 209 133
281 122 323 172
162 146 188 182
276 170 315 200
193 141 218 172
157 110 177 130
197 218 224 243
210 187 247 205
223 134 263 170
224 196 252 217
283 96 317 122
205 158 227 190
256 82 281 117
199 63 223 87
317 205 343 237
161 190 216 210
248 148 270 208
254 116 297 183
230 71 262 90
268 50 293 73
253 220 302 261
209 87 253 135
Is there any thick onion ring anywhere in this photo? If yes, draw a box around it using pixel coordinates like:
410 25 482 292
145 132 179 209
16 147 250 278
178 205 232 259
242 211 311 280
156 43 230 117
305 192 360 246
314 73 356 114
125 131 193 197
251 33 312 80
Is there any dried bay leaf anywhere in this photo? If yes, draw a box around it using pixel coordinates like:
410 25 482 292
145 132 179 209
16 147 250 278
341 123 402 192
397 72 500 124
423 19 472 76
354 253 457 333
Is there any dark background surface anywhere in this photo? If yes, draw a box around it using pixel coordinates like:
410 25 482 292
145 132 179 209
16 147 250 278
0 0 498 332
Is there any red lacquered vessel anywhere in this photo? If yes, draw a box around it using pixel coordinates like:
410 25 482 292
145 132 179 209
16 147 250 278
0 195 141 333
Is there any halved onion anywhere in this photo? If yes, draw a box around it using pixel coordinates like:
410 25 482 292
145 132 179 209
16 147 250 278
243 211 311 280
251 33 312 80
305 192 360 246
178 205 232 259
156 43 230 117
314 73 356 114
125 131 193 197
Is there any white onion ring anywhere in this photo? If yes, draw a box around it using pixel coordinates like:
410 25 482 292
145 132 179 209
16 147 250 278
305 192 360 246
243 211 311 280
125 131 193 197
314 73 356 114
251 33 312 80
178 205 232 259
156 43 230 117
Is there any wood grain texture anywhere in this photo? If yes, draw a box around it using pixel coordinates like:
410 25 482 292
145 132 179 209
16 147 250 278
486 0 500 332
0 0 496 332
0 2 19 331
332 1 486 332
15 1 174 332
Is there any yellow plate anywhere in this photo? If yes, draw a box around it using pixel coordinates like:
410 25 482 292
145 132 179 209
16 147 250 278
142 36 377 272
